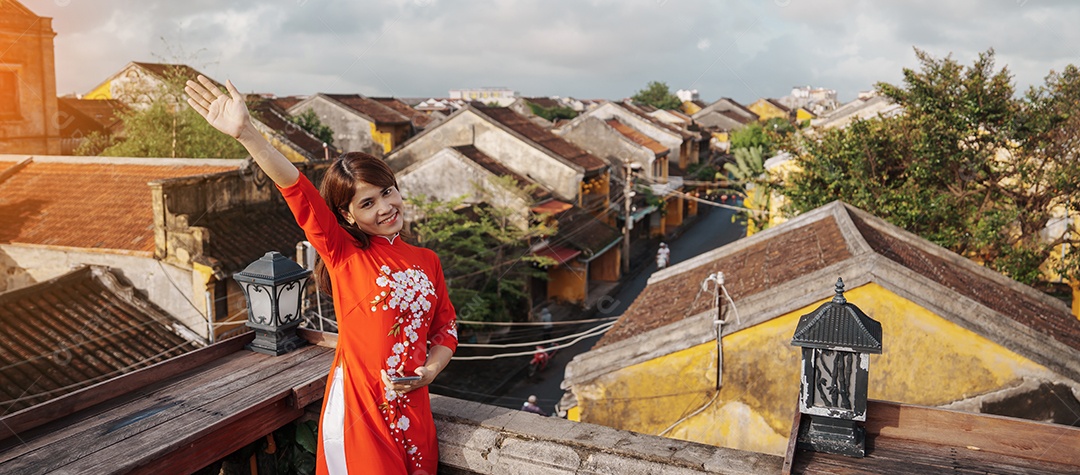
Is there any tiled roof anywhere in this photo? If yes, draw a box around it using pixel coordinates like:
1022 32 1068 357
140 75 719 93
618 102 697 140
598 216 851 347
371 97 433 128
848 210 1080 353
249 98 326 159
0 266 198 413
475 108 607 173
132 62 217 87
0 160 235 253
196 205 309 275
525 97 562 110
596 202 1080 359
269 96 305 111
553 206 622 257
764 98 791 112
452 145 552 202
56 98 126 134
324 94 411 125
605 119 669 155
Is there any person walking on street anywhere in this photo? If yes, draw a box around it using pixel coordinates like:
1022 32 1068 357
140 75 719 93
656 242 671 270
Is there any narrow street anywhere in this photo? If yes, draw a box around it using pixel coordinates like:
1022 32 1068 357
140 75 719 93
491 203 746 415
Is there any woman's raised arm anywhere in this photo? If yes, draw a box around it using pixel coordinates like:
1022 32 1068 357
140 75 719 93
185 75 300 187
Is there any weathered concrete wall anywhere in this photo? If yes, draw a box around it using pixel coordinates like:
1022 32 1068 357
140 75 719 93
396 148 531 229
432 395 784 475
289 97 380 157
0 243 207 340
555 116 658 180
0 11 60 154
584 103 681 167
388 110 582 202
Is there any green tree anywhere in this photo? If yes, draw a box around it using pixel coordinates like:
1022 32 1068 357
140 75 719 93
288 109 335 148
527 102 578 122
783 48 1080 284
93 66 248 158
407 177 555 326
631 81 682 110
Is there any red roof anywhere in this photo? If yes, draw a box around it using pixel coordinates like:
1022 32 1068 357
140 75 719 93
533 244 581 265
324 94 411 125
371 97 433 128
531 199 573 216
0 160 236 253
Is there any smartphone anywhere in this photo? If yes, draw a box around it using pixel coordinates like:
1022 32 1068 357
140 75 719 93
390 375 421 383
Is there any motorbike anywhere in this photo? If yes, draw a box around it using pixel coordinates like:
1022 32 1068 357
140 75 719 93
527 344 558 377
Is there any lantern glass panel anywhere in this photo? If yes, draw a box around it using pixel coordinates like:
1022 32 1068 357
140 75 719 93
812 349 857 411
276 278 307 325
245 282 275 325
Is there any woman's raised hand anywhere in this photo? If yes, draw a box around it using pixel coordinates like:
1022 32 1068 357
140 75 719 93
185 75 250 139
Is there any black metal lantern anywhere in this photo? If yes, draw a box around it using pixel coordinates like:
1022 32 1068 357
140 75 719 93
791 277 883 457
234 251 312 355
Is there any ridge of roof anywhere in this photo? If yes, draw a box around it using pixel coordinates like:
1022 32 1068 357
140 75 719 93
583 200 1080 383
320 93 411 125
472 107 607 173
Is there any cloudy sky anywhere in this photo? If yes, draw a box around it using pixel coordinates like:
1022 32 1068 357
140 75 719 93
31 0 1080 104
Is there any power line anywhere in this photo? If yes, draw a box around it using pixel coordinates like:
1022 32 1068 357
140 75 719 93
458 321 615 349
451 321 614 360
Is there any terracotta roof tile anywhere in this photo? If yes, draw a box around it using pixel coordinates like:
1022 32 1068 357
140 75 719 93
269 96 304 111
618 102 697 140
849 211 1080 353
606 119 669 155
452 145 551 202
525 97 562 109
0 161 235 252
371 97 433 128
324 94 411 125
197 205 308 275
0 266 198 412
597 217 851 348
57 98 127 133
132 62 218 87
249 99 326 159
476 108 607 173
554 206 622 257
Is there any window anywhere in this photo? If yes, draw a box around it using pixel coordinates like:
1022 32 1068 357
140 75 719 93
0 70 18 119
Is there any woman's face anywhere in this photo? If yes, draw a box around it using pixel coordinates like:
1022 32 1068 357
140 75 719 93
344 180 404 237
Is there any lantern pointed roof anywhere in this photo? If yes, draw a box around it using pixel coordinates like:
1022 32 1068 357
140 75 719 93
791 278 883 353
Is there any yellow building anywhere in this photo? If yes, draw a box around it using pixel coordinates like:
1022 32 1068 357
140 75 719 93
563 201 1080 456
748 98 792 122
83 62 324 162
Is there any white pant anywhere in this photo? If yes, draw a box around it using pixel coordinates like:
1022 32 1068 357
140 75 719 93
323 366 348 474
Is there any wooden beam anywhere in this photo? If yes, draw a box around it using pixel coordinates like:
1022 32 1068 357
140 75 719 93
865 400 1080 467
298 328 338 348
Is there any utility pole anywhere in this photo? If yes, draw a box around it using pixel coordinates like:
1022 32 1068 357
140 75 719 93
622 160 634 275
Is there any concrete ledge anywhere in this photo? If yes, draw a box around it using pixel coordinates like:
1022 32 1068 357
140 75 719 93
432 395 784 474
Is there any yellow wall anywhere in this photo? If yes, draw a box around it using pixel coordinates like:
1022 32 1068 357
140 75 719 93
548 263 587 303
795 108 815 122
574 282 1055 456
680 101 702 116
84 82 112 100
748 99 788 122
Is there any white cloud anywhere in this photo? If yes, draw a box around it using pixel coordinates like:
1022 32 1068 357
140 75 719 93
27 0 1080 103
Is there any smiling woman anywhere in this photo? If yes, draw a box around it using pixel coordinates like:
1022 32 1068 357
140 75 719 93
185 74 458 475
